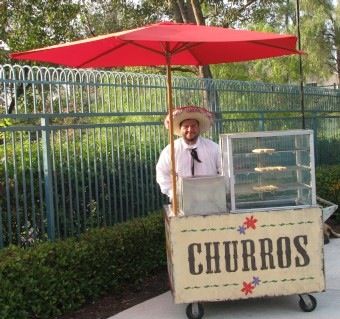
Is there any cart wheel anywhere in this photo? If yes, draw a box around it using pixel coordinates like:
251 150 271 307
298 294 317 312
186 302 204 319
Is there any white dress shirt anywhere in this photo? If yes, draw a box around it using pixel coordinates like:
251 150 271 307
156 136 221 198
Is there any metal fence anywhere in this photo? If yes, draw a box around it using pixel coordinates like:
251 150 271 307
1 64 340 248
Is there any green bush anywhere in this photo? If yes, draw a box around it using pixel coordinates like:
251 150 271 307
316 165 340 221
316 138 340 166
0 211 166 319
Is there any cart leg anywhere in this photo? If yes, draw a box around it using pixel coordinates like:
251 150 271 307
186 302 204 319
298 294 317 312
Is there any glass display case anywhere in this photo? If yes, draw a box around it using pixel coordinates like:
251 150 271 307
220 130 317 212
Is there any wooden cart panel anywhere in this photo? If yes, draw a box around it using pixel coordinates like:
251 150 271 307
164 207 325 304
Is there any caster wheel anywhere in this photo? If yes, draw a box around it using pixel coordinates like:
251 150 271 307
299 294 317 312
186 302 204 319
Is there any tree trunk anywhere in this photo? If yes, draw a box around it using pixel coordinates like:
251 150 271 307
191 0 221 134
168 0 221 136
190 0 205 24
169 0 184 23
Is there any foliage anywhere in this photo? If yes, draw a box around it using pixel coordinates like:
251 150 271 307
1 0 338 84
298 0 335 82
316 164 340 222
209 0 338 84
0 211 166 319
1 0 82 63
200 0 283 27
316 138 340 166
78 0 151 36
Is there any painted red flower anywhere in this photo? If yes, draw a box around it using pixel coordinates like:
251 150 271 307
241 281 255 295
244 215 258 229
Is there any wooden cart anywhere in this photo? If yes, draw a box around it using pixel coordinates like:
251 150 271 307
164 206 325 319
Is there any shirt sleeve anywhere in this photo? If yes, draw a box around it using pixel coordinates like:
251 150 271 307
156 146 172 198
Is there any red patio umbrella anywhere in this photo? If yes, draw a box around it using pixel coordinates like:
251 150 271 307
11 21 302 215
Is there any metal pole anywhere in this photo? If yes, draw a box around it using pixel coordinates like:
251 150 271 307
41 117 55 240
296 0 305 129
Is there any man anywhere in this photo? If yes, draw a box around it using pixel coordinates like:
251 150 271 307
156 106 221 201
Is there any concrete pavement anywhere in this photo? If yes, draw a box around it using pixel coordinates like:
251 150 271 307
109 239 340 319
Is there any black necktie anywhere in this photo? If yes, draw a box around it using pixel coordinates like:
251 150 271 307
190 148 201 176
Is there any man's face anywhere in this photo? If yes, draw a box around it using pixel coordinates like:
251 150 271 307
180 119 200 144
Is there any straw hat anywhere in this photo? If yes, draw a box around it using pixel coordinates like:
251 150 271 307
164 106 214 136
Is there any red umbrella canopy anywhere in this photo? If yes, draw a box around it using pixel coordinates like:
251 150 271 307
10 21 301 216
11 21 300 67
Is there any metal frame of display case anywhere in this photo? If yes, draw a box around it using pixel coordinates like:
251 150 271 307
220 130 317 213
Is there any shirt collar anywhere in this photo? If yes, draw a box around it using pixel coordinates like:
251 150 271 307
181 136 201 150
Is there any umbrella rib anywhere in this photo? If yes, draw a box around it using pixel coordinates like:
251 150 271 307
77 41 131 67
128 41 200 57
250 40 300 54
127 42 168 57
76 39 205 68
128 41 204 64
171 42 201 54
171 42 204 64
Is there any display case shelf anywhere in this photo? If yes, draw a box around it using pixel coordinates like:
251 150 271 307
232 148 310 156
232 165 311 175
234 182 312 195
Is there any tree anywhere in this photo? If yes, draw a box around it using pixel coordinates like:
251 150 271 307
209 0 337 85
78 0 155 36
0 0 337 84
336 1 340 85
326 0 340 85
0 0 83 114
165 0 282 79
0 0 83 63
297 0 335 84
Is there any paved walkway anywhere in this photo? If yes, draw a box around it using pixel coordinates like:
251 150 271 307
109 239 340 319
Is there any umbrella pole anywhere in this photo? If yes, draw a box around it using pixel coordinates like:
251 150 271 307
166 59 178 216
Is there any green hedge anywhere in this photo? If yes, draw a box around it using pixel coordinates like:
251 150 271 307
0 211 166 319
316 165 340 221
